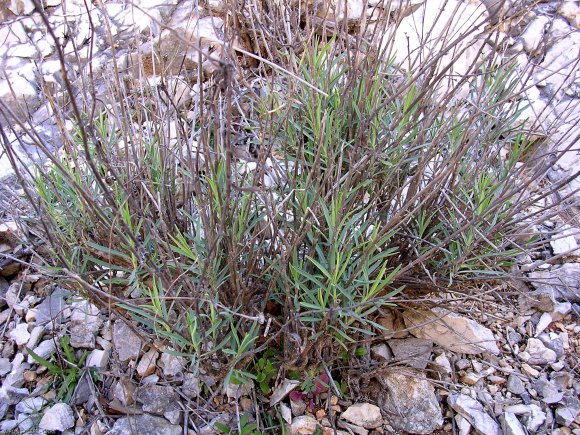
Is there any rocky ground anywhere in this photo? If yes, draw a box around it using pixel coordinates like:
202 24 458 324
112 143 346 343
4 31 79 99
0 0 579 434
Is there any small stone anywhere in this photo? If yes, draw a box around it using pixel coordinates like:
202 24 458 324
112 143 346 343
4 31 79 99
507 374 526 395
378 371 442 433
388 338 432 369
135 384 179 414
8 323 30 346
113 378 136 406
403 308 500 355
370 343 392 361
34 287 70 326
291 415 319 434
555 398 580 427
27 339 56 364
280 402 292 424
526 338 557 365
113 320 142 362
341 403 382 429
69 300 102 349
0 358 11 376
107 414 181 435
535 312 552 336
521 363 540 378
159 352 185 377
39 403 74 432
86 349 110 370
432 353 452 374
504 404 546 432
225 380 253 400
455 359 471 370
461 372 483 385
500 412 526 435
15 397 46 414
136 348 159 377
338 419 369 435
448 394 501 435
181 373 200 399
290 397 307 417
538 333 565 358
25 325 44 350
270 379 300 406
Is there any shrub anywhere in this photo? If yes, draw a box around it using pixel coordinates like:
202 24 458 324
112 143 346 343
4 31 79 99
0 0 575 397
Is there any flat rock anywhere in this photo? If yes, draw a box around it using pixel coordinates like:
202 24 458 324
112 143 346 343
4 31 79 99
507 374 526 395
530 264 580 302
290 415 319 435
15 397 46 414
39 403 74 432
525 338 557 365
113 320 142 362
135 384 179 415
500 412 526 435
388 338 432 369
159 352 185 377
107 414 182 435
136 348 159 377
8 322 30 346
448 394 501 435
69 300 102 348
555 397 580 427
403 308 500 355
378 371 442 434
341 403 382 429
34 287 70 326
504 404 546 432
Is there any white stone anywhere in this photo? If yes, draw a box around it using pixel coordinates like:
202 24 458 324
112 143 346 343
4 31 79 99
8 323 30 346
535 312 552 336
448 394 501 435
113 320 142 362
86 349 110 370
15 397 46 414
270 379 300 406
379 371 442 433
159 352 185 377
290 415 318 434
504 404 546 432
0 75 41 122
8 0 35 15
550 226 579 256
520 16 550 53
28 339 57 364
342 403 383 429
500 412 526 435
136 348 159 377
69 300 102 349
320 0 365 22
39 403 74 432
559 1 580 29
403 308 500 355
526 338 557 365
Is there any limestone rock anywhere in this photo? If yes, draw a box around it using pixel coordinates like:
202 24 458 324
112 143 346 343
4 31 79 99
113 320 142 362
159 352 185 377
290 415 319 434
39 403 74 432
135 384 179 415
341 403 382 429
500 412 526 435
69 300 102 349
403 308 500 355
107 414 181 435
8 323 30 346
525 338 557 365
378 371 442 434
448 394 501 435
388 338 432 369
0 76 42 122
559 1 580 29
136 348 159 377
